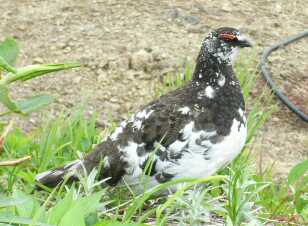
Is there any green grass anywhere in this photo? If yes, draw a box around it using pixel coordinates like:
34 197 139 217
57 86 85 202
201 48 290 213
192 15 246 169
0 52 307 226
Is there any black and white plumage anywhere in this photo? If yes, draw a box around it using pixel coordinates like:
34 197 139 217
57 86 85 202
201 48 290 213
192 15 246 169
36 27 252 190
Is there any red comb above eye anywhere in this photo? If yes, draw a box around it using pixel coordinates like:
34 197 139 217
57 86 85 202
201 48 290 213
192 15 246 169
219 33 237 41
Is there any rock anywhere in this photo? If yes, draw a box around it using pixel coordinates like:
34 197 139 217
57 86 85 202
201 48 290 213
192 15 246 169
126 70 144 80
108 60 118 71
64 46 71 53
72 76 82 84
221 3 232 12
88 60 98 70
130 49 153 72
109 97 120 103
49 45 57 51
118 55 130 70
97 56 109 69
57 42 67 49
192 3 207 13
108 55 130 71
274 22 280 27
187 24 207 33
18 25 26 31
97 70 108 82
164 8 179 20
183 15 200 25
67 41 74 47
151 47 167 61
33 57 44 64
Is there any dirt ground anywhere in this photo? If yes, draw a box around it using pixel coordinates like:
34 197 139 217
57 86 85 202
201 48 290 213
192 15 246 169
0 0 307 177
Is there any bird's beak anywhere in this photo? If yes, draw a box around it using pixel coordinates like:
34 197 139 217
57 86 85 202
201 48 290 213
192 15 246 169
237 37 253 48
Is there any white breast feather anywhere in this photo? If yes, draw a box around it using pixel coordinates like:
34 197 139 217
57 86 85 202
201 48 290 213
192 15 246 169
165 116 247 179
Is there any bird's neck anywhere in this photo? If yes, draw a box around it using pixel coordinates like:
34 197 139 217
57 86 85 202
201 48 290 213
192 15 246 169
192 50 234 85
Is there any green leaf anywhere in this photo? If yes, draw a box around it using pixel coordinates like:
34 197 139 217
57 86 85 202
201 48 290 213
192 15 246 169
78 192 104 216
85 213 98 226
12 190 40 219
95 220 147 226
0 216 52 226
58 205 85 226
0 85 19 112
0 37 19 66
4 63 80 84
288 160 308 185
0 37 18 73
0 85 54 114
48 190 74 225
0 38 19 67
0 195 29 208
55 192 103 226
0 223 12 226
15 94 54 114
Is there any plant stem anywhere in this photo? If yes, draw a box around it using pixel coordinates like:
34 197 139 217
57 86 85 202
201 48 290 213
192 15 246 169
0 56 17 74
0 155 31 166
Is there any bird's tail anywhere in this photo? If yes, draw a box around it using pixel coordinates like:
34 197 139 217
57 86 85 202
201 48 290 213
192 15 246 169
35 159 92 188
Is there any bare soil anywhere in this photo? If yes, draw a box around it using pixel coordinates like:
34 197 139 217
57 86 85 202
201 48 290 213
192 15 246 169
0 0 307 177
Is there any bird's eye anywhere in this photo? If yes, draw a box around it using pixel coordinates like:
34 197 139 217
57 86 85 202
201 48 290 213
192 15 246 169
219 33 238 42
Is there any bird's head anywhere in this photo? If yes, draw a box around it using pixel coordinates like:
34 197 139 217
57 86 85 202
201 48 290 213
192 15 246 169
201 27 253 65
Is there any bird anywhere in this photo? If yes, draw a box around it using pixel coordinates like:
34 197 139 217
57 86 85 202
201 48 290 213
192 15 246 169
36 27 252 190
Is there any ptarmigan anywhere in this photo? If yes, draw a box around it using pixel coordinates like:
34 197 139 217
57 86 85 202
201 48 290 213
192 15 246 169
36 27 252 189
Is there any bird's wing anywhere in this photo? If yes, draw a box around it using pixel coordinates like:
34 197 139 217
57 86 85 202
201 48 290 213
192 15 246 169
85 93 196 184
138 102 192 149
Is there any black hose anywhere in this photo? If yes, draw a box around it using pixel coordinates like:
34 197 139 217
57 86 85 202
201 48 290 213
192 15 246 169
260 30 308 122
